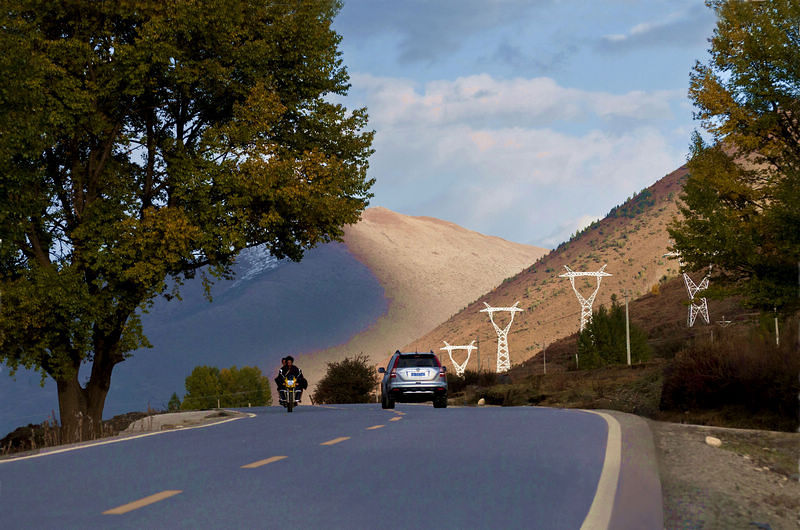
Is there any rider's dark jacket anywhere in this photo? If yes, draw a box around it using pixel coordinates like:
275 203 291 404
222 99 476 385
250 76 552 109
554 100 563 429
275 365 308 390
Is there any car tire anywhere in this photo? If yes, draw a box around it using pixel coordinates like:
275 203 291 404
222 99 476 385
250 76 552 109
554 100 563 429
433 396 447 408
381 393 389 409
387 396 395 409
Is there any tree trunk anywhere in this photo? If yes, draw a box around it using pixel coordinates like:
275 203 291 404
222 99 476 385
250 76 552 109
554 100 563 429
56 365 112 443
56 375 90 443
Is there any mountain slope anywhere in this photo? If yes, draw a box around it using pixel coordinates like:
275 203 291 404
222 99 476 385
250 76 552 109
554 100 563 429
296 207 548 386
405 166 695 371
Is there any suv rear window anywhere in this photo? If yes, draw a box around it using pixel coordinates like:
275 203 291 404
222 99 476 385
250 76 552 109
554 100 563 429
396 355 438 368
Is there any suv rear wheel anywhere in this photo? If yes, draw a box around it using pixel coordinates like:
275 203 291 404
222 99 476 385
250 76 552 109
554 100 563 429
433 396 447 408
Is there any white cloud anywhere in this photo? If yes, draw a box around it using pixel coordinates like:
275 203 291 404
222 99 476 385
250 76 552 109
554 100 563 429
344 72 685 246
353 73 678 130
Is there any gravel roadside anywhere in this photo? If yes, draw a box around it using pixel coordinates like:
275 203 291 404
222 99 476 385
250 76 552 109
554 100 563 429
649 420 800 529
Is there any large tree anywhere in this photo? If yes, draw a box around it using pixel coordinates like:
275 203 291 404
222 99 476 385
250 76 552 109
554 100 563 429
0 0 374 439
669 0 800 312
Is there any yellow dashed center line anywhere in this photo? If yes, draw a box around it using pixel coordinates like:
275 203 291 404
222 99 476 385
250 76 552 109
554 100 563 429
320 436 351 446
395 412 406 415
366 425 385 430
103 490 182 515
389 417 402 422
241 455 288 469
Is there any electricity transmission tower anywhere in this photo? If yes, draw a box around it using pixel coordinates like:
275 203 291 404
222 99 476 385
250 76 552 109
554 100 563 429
479 302 523 373
559 265 612 332
440 340 477 377
684 269 711 327
664 249 711 327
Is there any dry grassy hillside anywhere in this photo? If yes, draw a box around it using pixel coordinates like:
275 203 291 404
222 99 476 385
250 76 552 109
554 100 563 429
295 207 548 386
405 166 702 372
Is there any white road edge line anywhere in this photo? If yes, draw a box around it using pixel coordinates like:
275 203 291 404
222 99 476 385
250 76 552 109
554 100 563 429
579 410 622 530
0 412 257 464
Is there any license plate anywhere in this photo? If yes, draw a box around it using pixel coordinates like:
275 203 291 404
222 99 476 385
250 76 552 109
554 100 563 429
411 371 426 377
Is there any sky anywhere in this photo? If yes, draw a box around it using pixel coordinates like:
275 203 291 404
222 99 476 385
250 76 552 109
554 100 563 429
330 0 718 248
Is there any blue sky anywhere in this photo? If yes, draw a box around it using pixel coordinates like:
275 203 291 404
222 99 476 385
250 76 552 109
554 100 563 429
331 0 718 248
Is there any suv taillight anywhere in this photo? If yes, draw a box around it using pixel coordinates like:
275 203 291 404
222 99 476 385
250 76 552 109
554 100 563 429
435 357 445 378
390 356 399 378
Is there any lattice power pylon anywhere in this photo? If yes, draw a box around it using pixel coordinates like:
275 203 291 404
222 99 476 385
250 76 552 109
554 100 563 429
479 302 523 373
684 268 711 327
440 340 477 377
559 265 612 332
664 249 712 327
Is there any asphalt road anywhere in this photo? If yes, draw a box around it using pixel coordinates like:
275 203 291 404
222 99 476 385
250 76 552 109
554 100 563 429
0 404 660 529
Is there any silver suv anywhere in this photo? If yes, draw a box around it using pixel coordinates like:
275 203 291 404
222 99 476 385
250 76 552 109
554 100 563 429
379 351 447 409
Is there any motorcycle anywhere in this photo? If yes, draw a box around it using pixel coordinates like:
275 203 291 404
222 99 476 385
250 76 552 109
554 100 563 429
279 377 302 412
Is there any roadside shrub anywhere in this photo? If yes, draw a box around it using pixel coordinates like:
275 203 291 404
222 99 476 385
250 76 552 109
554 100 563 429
478 383 544 406
312 354 378 404
660 322 799 429
446 370 498 393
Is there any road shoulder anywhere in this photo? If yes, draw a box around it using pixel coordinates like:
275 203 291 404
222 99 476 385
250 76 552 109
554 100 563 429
596 409 664 530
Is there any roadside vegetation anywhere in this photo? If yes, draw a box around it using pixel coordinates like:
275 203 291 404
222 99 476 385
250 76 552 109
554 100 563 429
180 365 271 410
312 354 378 404
447 314 799 433
576 298 651 368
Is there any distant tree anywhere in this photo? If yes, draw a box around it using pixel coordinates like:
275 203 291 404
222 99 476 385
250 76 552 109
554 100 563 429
181 366 222 410
669 0 800 313
219 365 270 407
577 302 651 369
0 0 374 440
181 364 270 409
312 354 378 404
167 392 181 412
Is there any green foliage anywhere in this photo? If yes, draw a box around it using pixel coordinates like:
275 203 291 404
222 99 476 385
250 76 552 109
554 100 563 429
181 366 222 410
577 302 651 369
219 365 271 407
181 365 270 410
167 392 181 412
608 189 655 219
0 0 372 434
312 354 377 404
669 1 800 313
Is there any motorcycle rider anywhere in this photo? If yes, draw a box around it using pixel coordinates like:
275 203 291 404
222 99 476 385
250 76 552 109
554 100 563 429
275 356 308 406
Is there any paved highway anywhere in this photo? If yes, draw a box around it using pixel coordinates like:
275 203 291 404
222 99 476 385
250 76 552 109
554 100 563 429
0 404 659 529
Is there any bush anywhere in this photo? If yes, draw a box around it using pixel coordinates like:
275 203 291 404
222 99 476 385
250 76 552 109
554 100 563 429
577 301 651 369
660 322 799 429
181 365 271 410
312 354 378 404
446 370 498 393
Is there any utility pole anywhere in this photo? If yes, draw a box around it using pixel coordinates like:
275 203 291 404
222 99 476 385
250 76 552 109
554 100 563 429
774 307 780 347
543 341 547 375
624 290 631 366
535 341 547 375
476 335 480 374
